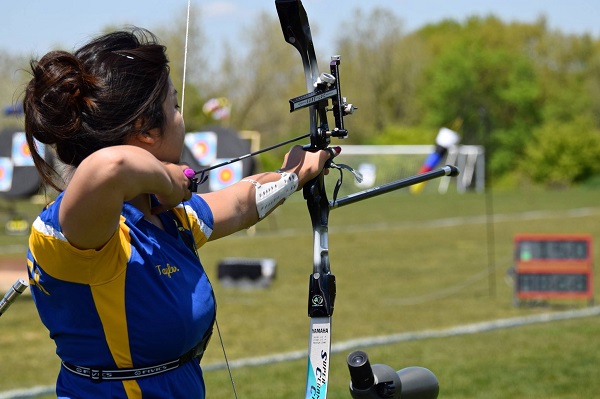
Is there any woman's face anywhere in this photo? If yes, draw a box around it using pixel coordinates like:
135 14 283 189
153 77 186 163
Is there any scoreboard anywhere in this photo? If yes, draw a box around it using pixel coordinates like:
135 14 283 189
513 234 594 305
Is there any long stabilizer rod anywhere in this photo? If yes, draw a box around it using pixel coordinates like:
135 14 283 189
331 165 460 210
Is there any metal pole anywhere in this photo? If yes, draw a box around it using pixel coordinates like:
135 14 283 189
0 279 29 318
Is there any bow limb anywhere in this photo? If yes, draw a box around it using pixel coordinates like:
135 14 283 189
276 1 337 398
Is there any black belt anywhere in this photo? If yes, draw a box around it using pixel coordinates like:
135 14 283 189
61 332 211 382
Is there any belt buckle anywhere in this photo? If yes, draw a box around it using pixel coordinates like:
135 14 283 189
90 368 102 382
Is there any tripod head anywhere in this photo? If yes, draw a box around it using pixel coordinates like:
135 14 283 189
347 350 439 399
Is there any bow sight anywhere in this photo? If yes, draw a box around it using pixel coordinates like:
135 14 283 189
287 56 356 144
276 0 355 152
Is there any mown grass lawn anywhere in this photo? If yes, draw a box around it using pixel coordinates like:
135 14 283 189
1 187 599 398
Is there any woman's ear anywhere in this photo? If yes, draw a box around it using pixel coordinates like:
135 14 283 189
135 130 157 145
129 118 160 146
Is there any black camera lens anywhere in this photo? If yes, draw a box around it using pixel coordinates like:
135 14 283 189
349 353 367 366
347 351 374 390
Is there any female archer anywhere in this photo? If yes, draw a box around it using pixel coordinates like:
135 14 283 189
23 28 333 398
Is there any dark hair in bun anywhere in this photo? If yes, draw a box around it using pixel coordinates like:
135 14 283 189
23 27 170 191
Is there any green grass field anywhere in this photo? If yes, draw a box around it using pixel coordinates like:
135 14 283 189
1 186 599 398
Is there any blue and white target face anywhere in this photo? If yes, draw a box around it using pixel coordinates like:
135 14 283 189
0 157 13 192
209 160 243 191
184 131 218 165
11 132 41 167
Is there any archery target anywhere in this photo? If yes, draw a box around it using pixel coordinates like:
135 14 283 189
0 128 45 198
184 132 218 165
11 132 41 166
0 157 14 191
209 160 243 191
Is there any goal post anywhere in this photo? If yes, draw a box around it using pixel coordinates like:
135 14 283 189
327 145 485 195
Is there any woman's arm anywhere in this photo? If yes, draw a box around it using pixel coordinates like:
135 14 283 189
59 145 192 250
202 145 332 240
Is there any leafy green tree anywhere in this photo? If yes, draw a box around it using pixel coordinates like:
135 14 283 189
212 12 307 147
416 17 542 178
522 117 600 187
336 8 427 143
526 30 597 128
587 40 600 125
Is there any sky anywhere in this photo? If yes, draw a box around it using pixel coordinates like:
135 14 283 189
2 0 600 62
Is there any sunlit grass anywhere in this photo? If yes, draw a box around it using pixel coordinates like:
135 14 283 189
1 187 599 398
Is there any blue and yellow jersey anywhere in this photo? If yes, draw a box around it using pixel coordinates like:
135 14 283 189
27 193 216 398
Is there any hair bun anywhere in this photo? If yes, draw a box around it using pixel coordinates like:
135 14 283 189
25 50 99 145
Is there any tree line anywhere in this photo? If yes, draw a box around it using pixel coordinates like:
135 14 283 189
2 6 600 188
